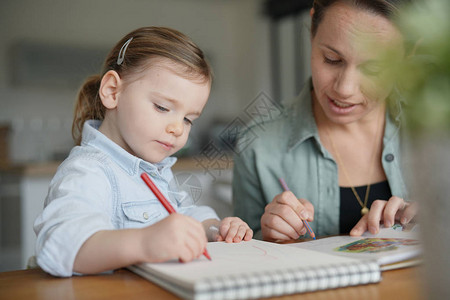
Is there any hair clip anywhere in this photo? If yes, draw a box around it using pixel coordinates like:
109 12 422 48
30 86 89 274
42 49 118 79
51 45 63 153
117 37 133 65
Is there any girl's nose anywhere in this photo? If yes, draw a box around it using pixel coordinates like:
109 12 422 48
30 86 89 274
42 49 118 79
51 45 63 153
166 120 184 136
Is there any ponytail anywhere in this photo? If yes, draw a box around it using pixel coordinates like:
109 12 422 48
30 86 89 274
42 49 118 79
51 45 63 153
72 75 104 145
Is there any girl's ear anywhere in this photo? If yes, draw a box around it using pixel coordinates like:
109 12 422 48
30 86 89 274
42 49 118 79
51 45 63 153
310 7 315 18
99 70 122 109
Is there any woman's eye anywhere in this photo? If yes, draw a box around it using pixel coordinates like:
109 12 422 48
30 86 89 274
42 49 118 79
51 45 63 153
154 103 169 112
324 56 341 65
361 64 383 76
184 117 193 125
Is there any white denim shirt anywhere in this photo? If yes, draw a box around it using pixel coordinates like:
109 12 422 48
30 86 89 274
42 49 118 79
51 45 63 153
34 120 218 277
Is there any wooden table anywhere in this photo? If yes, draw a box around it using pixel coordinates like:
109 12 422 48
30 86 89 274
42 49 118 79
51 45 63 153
0 267 424 300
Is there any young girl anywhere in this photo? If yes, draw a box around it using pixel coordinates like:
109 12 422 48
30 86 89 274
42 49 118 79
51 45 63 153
34 26 253 277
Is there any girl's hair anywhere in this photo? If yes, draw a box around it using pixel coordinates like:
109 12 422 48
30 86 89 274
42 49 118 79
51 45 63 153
311 0 412 37
72 26 212 145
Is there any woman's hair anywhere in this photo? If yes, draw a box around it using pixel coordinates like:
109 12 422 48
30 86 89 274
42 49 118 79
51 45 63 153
311 0 412 37
72 26 212 145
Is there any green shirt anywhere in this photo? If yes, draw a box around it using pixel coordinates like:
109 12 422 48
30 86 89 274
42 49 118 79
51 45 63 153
232 80 408 238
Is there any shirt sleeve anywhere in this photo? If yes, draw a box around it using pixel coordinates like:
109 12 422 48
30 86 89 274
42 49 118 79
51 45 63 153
163 165 219 223
232 141 267 240
169 188 219 222
33 157 114 277
178 204 219 222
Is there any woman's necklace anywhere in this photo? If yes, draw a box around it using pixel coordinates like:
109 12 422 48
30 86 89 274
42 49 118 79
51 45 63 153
324 109 383 216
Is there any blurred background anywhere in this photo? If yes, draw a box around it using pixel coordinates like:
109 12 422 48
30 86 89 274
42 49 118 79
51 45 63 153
0 0 313 271
0 0 314 164
1 0 448 297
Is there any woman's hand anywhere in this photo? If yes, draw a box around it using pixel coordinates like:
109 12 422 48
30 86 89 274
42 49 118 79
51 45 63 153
261 191 314 242
350 196 418 236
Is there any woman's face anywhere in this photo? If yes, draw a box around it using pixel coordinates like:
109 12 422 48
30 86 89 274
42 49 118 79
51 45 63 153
310 2 405 125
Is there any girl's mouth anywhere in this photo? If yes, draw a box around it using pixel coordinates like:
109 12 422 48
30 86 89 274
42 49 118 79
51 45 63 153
157 141 173 150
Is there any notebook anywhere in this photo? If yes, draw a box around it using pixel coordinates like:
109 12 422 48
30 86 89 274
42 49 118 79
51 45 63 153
289 224 422 271
128 239 380 300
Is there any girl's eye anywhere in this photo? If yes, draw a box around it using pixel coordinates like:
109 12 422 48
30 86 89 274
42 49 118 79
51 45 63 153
184 117 193 125
154 103 169 112
324 56 341 65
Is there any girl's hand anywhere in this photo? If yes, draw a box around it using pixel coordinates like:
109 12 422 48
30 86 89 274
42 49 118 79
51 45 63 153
350 196 418 236
214 217 253 243
261 191 314 242
74 213 207 273
140 213 207 263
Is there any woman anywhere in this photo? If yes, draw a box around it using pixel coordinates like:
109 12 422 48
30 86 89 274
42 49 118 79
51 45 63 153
232 0 418 241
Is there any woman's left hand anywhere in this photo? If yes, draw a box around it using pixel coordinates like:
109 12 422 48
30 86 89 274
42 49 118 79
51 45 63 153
350 196 418 236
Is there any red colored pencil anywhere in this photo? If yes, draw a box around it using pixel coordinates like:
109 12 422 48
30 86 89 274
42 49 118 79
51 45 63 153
279 178 316 240
141 172 212 260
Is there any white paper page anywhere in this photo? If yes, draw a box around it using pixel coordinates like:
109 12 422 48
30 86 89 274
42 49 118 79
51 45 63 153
362 223 420 239
137 239 367 287
288 224 421 265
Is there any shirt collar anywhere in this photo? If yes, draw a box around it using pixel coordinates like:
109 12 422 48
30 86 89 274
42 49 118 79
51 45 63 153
286 79 319 151
384 97 403 144
81 120 177 176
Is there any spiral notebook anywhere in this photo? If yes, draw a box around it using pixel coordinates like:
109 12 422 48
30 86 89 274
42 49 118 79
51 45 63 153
128 239 380 300
290 224 422 271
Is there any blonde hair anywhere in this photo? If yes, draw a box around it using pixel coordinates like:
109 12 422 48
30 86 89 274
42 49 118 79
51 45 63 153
72 26 212 145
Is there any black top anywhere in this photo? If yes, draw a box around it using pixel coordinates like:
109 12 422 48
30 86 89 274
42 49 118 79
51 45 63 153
339 180 392 234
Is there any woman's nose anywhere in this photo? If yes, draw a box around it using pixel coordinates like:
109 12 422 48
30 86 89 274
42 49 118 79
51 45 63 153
333 68 359 98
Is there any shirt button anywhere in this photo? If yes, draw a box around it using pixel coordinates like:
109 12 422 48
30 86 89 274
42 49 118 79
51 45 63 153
150 172 157 177
385 154 395 162
143 212 149 220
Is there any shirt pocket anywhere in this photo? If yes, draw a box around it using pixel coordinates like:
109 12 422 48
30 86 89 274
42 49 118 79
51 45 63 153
121 200 166 228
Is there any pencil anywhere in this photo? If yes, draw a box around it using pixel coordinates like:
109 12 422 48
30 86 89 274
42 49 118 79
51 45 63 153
278 178 316 240
140 173 212 260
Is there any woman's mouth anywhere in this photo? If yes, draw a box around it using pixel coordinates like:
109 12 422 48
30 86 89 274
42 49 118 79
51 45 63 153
328 97 357 113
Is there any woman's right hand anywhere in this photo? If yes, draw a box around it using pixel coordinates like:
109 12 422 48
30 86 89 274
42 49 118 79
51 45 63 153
140 213 207 263
261 191 314 242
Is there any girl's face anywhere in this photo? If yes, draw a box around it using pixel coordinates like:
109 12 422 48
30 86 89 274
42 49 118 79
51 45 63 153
310 2 404 125
101 59 210 164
